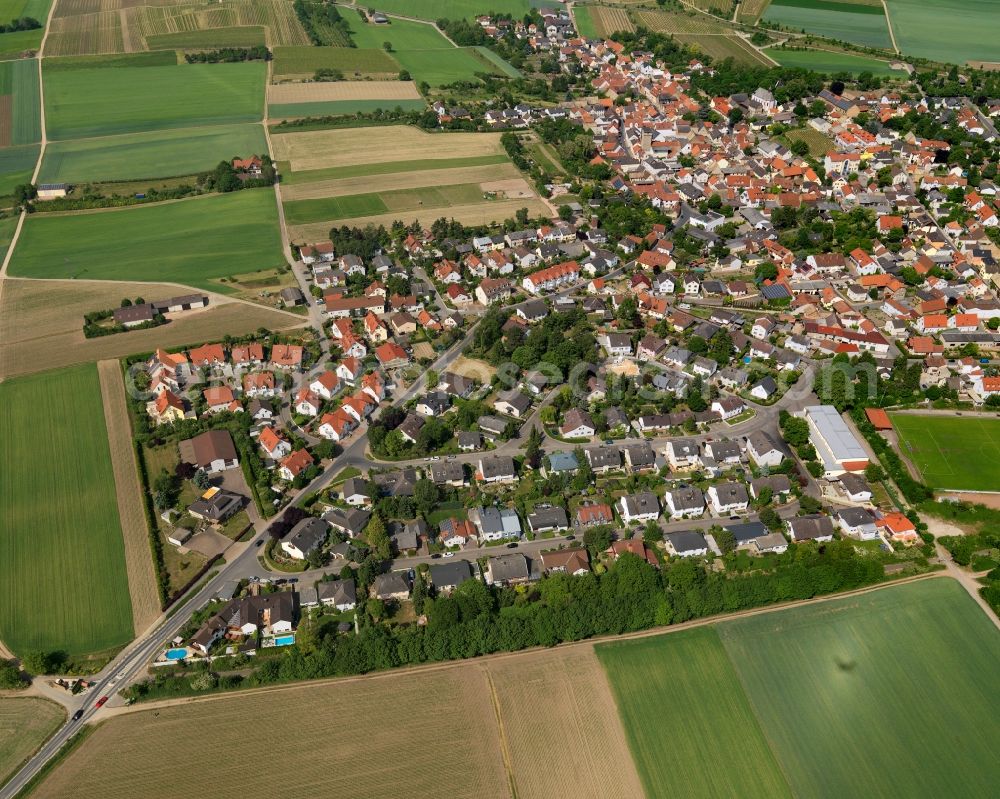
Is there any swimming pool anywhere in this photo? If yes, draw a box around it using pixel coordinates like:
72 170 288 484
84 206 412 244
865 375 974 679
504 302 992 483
165 647 188 660
273 635 295 647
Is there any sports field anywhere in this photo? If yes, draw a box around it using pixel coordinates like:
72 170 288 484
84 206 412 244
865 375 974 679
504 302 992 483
599 579 1000 799
0 364 135 657
39 123 267 183
0 697 63 786
765 46 907 75
884 0 1000 63
597 628 792 798
272 45 401 78
763 0 893 49
7 190 285 292
890 413 1000 491
43 62 265 139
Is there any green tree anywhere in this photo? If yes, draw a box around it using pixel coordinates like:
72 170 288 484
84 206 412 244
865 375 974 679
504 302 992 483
364 515 391 561
0 659 25 689
715 528 736 554
583 525 613 558
412 570 428 615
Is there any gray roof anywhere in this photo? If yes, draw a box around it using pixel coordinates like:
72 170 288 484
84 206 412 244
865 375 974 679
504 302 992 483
835 507 876 527
669 486 705 511
788 514 835 540
480 456 516 479
372 571 410 598
318 578 356 606
428 560 474 589
664 530 708 553
473 506 522 535
488 553 530 583
283 517 327 555
323 507 371 535
527 506 569 531
726 520 768 543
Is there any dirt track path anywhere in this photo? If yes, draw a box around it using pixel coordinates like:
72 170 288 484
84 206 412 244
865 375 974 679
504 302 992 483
96 360 163 637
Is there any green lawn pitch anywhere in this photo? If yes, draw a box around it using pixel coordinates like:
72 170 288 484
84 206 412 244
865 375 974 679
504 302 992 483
889 412 1000 491
39 123 267 184
0 364 134 657
7 190 284 292
43 62 265 140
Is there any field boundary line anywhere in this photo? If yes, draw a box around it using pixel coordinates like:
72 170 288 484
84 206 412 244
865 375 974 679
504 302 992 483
881 0 899 53
101 571 946 719
96 360 162 636
484 667 519 799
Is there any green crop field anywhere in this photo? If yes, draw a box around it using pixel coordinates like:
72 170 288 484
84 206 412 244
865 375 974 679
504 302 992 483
41 50 178 72
573 5 598 39
764 0 893 49
596 628 792 798
268 98 426 119
280 153 510 185
8 190 284 292
284 181 486 225
0 364 134 657
766 47 907 75
718 580 1000 798
146 26 268 50
889 413 1000 491
39 123 267 184
885 0 1000 63
0 215 17 261
272 46 401 77
43 62 265 140
599 580 1000 799
0 59 41 145
0 143 38 196
366 0 535 22
348 16 455 51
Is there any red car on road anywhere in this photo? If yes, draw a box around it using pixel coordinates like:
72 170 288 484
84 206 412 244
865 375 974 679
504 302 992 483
94 696 109 708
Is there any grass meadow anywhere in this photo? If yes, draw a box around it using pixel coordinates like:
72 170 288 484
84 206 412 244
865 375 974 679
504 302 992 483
765 46 907 75
272 46 401 77
43 62 265 139
0 364 134 657
370 0 536 21
890 413 1000 491
39 123 267 184
279 153 510 185
718 579 1000 798
763 0 893 49
0 697 63 786
284 181 485 225
599 580 1000 799
885 0 1000 63
597 628 792 798
8 190 284 291
268 98 426 119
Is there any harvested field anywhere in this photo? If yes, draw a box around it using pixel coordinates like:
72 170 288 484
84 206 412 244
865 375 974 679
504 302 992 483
675 34 775 66
271 45 401 78
589 6 635 36
267 80 420 104
738 0 773 22
281 162 522 201
33 666 510 799
0 279 305 379
288 197 551 240
0 697 64 787
271 125 504 172
486 646 643 799
97 359 162 635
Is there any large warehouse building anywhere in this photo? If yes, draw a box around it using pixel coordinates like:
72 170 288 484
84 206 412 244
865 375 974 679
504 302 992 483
801 405 869 477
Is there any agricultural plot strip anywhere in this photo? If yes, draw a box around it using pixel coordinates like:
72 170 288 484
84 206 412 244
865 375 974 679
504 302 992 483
97 359 162 635
267 80 421 104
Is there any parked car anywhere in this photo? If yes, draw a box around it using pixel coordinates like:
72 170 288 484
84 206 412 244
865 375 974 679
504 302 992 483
443 552 455 558
506 542 519 549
